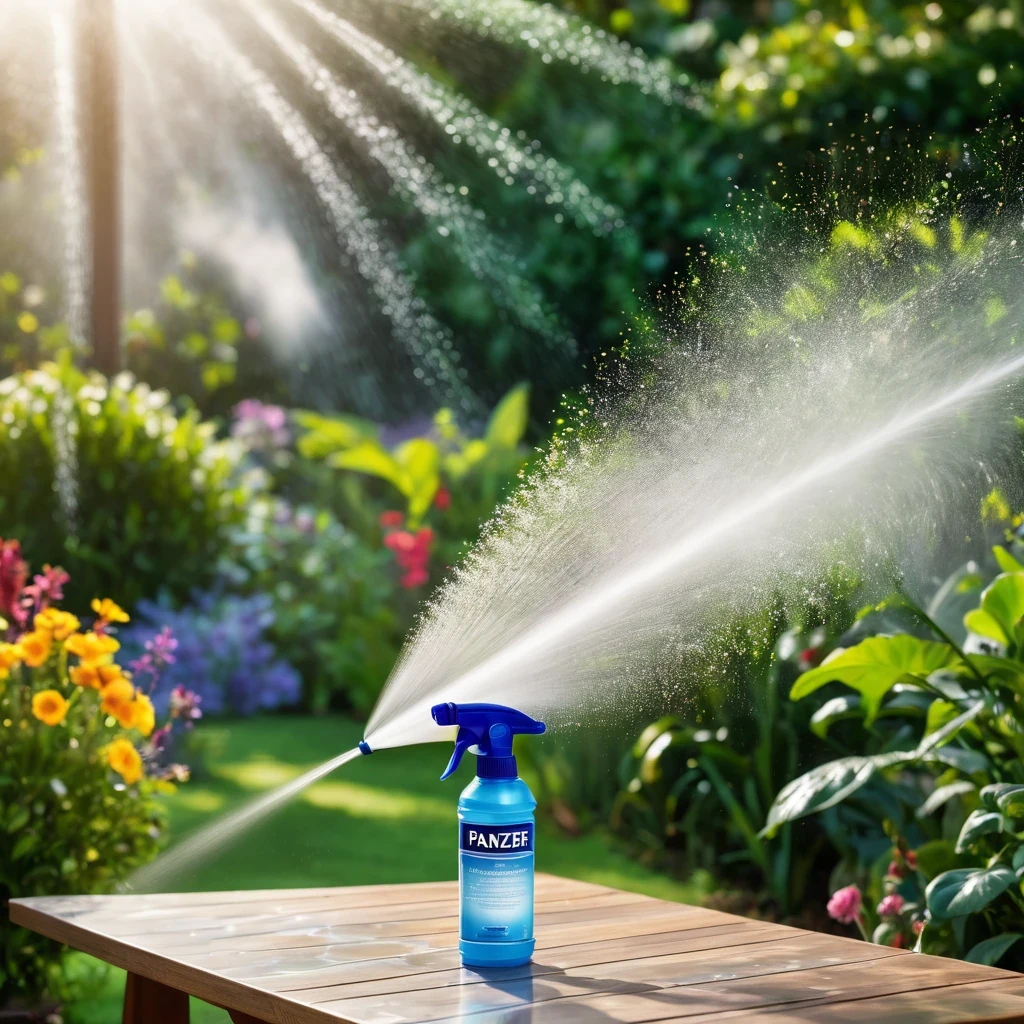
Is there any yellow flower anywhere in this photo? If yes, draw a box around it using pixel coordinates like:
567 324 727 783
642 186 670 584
19 630 52 668
34 608 81 641
32 689 69 727
100 678 137 728
91 598 129 624
106 738 143 785
70 661 126 691
0 642 21 680
65 631 120 664
132 692 156 737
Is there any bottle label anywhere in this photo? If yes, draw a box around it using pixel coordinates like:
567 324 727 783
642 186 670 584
459 821 534 943
460 822 534 854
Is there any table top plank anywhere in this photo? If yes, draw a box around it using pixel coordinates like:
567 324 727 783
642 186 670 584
11 874 1024 1024
674 977 1024 1024
243 921 791 994
423 956 1017 1024
175 902 738 974
309 933 908 1021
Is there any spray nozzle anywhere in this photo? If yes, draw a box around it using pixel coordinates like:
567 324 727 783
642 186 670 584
431 702 545 780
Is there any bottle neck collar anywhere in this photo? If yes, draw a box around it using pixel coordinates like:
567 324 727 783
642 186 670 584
477 754 518 779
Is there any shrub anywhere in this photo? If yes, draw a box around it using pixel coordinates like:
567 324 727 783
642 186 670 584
609 583 858 915
119 592 301 717
762 508 1024 966
0 542 191 1008
124 255 285 416
0 361 250 610
221 497 399 715
296 383 534 590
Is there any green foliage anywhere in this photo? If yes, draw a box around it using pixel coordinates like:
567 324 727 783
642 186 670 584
222 498 401 715
297 384 531 527
296 386 534 588
124 255 281 416
791 635 960 725
763 539 1024 963
609 579 859 914
0 361 250 609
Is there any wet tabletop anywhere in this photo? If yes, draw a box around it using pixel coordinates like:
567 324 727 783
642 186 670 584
11 874 1024 1023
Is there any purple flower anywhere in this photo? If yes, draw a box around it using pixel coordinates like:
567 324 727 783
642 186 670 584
147 626 178 665
232 400 290 451
118 592 300 717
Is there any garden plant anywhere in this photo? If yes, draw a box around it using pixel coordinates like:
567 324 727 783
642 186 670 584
762 499 1024 967
0 542 192 1011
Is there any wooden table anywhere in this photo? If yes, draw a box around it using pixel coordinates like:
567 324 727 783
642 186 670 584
11 874 1024 1023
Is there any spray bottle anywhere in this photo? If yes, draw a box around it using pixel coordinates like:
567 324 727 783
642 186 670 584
432 701 546 967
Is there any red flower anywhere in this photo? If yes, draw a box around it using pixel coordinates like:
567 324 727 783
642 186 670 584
904 850 918 870
379 510 404 529
400 567 430 589
799 646 821 667
434 487 451 511
384 530 417 555
886 860 903 879
890 932 905 949
385 526 433 586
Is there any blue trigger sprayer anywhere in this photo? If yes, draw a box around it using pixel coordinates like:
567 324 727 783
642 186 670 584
432 702 546 967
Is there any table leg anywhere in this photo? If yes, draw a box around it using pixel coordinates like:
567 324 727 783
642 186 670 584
122 972 190 1024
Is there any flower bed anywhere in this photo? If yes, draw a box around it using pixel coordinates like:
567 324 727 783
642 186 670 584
0 540 193 1010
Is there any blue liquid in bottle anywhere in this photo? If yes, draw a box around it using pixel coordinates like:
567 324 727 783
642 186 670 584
432 703 546 968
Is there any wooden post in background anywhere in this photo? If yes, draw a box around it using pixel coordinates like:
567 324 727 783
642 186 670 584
85 0 122 375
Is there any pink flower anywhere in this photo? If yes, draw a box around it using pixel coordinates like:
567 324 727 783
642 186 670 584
0 539 28 628
21 563 69 613
826 885 863 925
877 894 905 917
434 487 451 511
887 860 903 879
379 510 404 529
912 919 925 935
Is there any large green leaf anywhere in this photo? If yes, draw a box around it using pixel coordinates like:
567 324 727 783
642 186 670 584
394 438 441 522
485 383 530 450
926 866 1016 919
964 572 1024 648
993 547 1024 574
328 441 408 494
790 635 960 725
966 933 1022 966
916 700 985 756
761 756 877 838
981 783 1024 813
955 809 1006 853
294 410 377 459
809 695 862 738
916 781 976 819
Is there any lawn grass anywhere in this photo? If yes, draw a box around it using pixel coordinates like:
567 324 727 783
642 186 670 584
64 715 710 1022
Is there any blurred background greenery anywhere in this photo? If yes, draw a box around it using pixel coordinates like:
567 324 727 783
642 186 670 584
4 0 1024 1015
